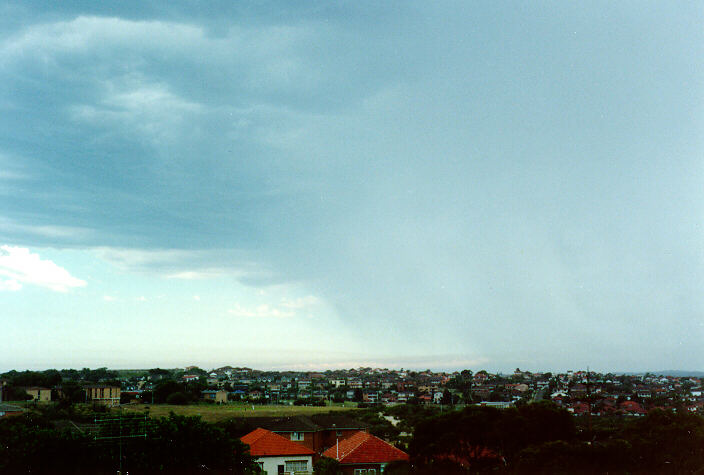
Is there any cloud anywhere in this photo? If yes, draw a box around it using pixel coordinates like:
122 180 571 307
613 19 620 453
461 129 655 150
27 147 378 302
69 82 204 145
0 278 22 291
228 303 294 319
282 295 319 309
0 217 93 241
0 246 86 292
103 295 116 302
95 247 272 282
193 295 201 301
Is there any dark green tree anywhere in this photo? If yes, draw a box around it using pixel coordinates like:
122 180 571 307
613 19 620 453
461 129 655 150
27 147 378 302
313 456 341 474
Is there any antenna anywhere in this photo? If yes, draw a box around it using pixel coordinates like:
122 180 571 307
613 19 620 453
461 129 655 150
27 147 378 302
93 407 150 474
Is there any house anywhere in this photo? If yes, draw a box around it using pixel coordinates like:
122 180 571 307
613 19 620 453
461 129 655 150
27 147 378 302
619 400 646 416
568 401 590 415
321 431 409 475
418 394 432 404
241 428 314 475
84 385 121 406
244 414 369 455
570 384 588 397
478 401 513 409
363 391 379 404
0 403 24 418
22 386 52 402
201 389 228 404
249 390 263 400
396 392 409 403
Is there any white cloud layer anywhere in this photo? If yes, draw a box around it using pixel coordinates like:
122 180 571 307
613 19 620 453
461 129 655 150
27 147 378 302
228 303 294 319
0 245 86 292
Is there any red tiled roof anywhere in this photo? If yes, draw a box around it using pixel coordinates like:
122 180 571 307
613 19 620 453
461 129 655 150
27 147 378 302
241 428 315 457
322 431 408 465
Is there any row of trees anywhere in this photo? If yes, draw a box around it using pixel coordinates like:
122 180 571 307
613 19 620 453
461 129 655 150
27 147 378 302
0 409 258 474
2 368 119 387
387 402 704 473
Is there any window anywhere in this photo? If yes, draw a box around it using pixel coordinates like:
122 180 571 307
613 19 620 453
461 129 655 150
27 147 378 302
290 432 304 441
285 460 307 472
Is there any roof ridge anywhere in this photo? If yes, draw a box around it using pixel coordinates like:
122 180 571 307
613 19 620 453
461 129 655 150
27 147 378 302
339 431 371 460
246 427 269 443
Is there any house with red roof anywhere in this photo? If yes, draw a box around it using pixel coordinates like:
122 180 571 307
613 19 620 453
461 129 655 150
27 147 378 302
321 431 408 475
619 400 646 416
243 414 369 455
567 401 590 415
241 428 315 474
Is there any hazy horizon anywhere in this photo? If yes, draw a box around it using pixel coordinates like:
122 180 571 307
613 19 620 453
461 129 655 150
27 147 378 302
1 2 702 372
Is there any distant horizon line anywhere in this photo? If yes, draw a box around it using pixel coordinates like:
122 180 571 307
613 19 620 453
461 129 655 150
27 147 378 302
2 364 702 377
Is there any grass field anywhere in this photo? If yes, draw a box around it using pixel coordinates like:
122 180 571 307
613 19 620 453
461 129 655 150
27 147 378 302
118 401 360 423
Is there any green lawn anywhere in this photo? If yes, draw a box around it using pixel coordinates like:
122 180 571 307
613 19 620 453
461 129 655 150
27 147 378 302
119 401 359 423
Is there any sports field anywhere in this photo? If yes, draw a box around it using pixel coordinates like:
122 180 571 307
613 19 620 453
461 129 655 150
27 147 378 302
119 401 360 423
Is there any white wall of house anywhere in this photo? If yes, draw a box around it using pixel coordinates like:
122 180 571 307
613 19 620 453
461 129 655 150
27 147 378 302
255 455 312 474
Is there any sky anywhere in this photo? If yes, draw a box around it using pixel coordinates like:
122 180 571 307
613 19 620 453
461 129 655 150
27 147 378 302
0 1 702 373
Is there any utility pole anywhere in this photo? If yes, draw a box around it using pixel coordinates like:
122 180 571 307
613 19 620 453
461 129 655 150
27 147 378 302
586 367 592 439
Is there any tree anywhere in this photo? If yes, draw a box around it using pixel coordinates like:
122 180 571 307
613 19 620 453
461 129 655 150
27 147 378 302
313 456 341 474
0 412 104 473
153 380 183 403
57 380 84 406
621 410 704 472
441 389 452 405
166 391 190 405
330 390 345 403
383 460 411 475
148 368 172 378
410 402 576 471
128 413 257 473
3 385 33 401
